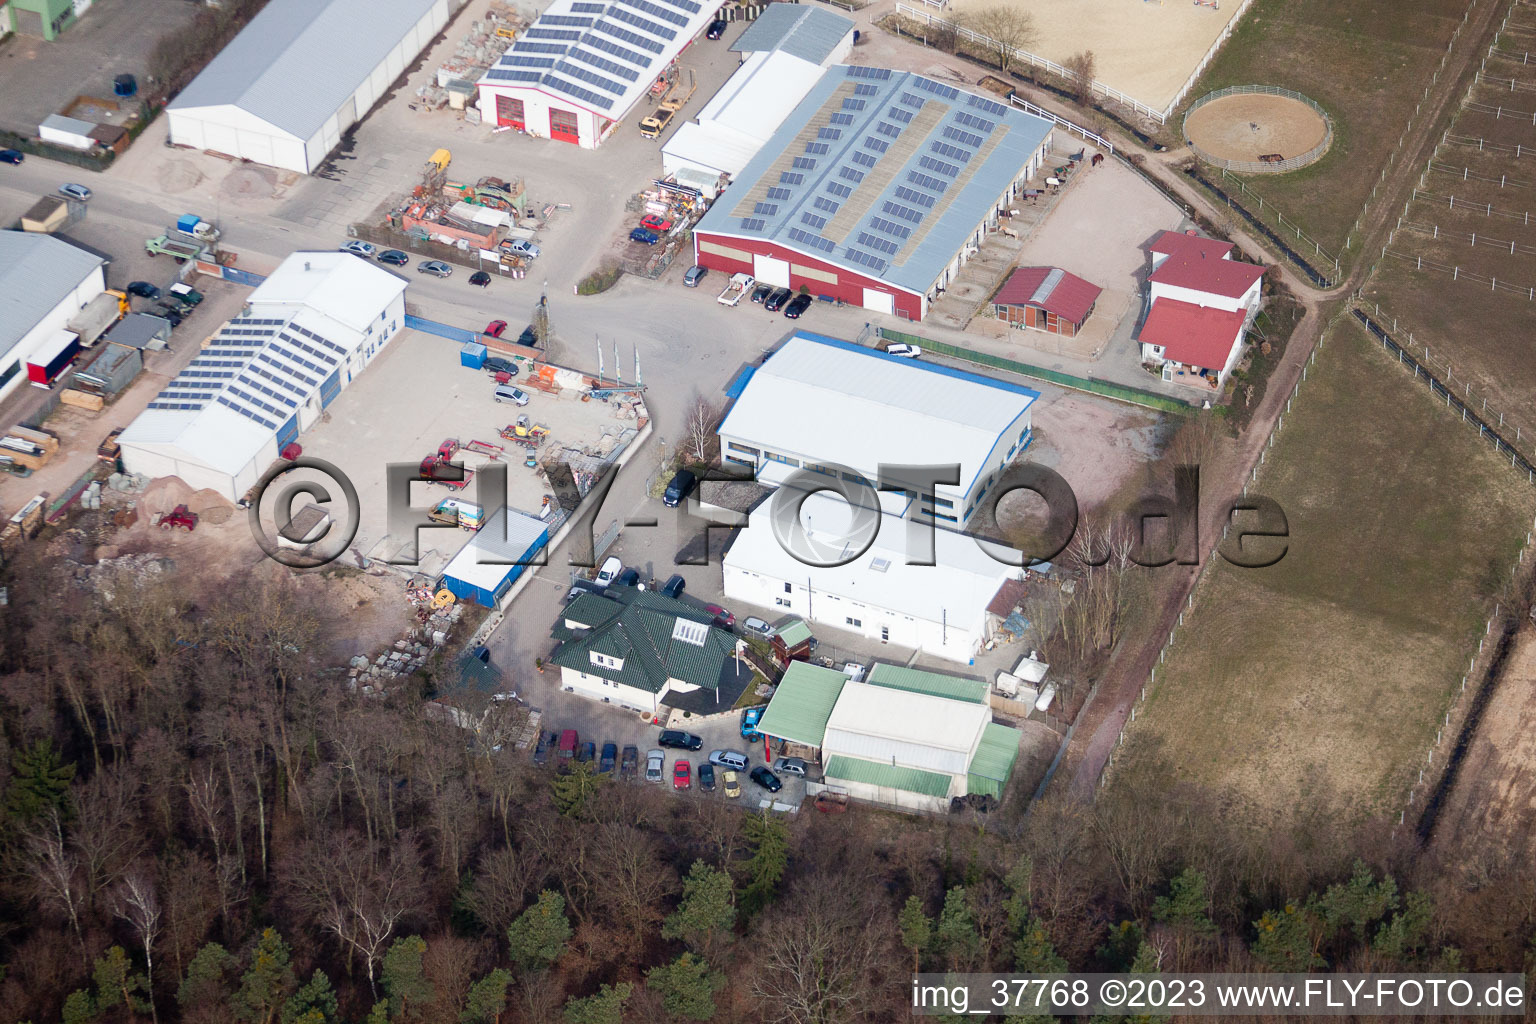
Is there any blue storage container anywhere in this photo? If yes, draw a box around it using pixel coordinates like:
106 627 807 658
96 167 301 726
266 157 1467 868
460 341 487 369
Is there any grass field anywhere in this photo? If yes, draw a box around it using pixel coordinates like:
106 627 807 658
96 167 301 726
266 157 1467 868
1112 319 1536 827
1177 0 1468 256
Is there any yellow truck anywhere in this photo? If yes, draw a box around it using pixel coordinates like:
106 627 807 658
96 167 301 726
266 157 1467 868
638 69 695 139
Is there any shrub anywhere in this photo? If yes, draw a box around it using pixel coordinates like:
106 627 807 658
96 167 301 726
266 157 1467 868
577 261 623 296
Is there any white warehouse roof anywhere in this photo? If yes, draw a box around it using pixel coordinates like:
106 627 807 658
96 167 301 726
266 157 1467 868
718 332 1039 491
169 0 445 142
480 0 723 120
0 232 105 364
441 506 551 594
663 49 827 178
823 679 990 777
731 3 854 64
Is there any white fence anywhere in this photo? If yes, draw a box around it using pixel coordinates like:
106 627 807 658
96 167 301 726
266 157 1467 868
1163 0 1258 119
1009 95 1114 154
1184 85 1333 173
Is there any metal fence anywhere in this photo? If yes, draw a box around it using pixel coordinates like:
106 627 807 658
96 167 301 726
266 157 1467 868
1008 95 1114 153
1183 85 1333 173
874 327 1193 412
1412 187 1536 222
1400 219 1536 256
1163 0 1258 120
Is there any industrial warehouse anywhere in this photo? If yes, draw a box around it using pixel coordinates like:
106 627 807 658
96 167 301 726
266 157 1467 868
0 232 107 405
690 65 1055 320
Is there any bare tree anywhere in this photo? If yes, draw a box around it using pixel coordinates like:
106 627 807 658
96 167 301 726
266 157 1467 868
591 823 677 948
750 882 892 1024
1063 50 1097 103
113 866 164 1023
958 6 1038 74
682 392 719 464
20 809 86 959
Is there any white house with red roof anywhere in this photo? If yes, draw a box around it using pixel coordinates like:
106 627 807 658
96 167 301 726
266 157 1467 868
1138 230 1266 391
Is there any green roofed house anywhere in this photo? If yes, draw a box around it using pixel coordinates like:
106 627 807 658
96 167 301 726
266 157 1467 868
758 661 1022 813
4 0 81 40
549 588 749 716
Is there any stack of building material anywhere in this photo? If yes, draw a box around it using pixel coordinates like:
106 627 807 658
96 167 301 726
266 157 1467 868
0 427 60 470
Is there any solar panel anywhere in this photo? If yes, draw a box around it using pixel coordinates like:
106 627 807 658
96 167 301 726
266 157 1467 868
581 33 648 66
801 212 827 229
485 68 544 82
899 91 925 108
908 170 949 192
593 20 664 53
929 141 971 163
741 217 767 230
954 111 995 133
826 180 852 198
663 0 700 14
875 120 901 138
216 395 277 430
842 98 866 111
863 136 889 154
881 200 924 224
893 184 936 208
843 247 888 272
919 154 959 177
829 112 855 126
805 141 831 155
572 2 606 10
837 165 864 183
501 56 556 68
847 66 892 80
853 83 880 96
556 60 625 94
510 41 568 54
868 216 912 239
792 156 817 169
787 227 836 253
617 0 690 27
569 47 640 81
886 105 913 124
754 201 778 214
813 196 840 213
607 5 675 38
914 77 960 100
857 232 900 256
766 186 792 200
968 93 1009 117
850 149 877 167
544 15 595 26
943 125 985 148
545 74 615 109
818 127 842 140
526 27 584 40
779 171 804 185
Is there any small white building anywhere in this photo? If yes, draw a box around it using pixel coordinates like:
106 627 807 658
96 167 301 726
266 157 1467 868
0 231 106 405
717 331 1039 527
167 0 450 174
476 0 725 149
38 114 97 151
1138 230 1266 390
118 253 408 499
722 487 1024 664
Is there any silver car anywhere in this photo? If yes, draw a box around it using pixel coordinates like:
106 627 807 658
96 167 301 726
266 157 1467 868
776 756 808 777
58 183 91 201
417 260 453 278
502 238 540 259
340 240 377 258
645 749 665 783
708 749 749 771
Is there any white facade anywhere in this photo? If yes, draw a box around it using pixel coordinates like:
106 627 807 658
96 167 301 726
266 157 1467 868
0 233 106 405
119 254 408 499
168 0 449 174
722 490 1022 664
39 114 96 151
558 664 666 715
1147 277 1260 316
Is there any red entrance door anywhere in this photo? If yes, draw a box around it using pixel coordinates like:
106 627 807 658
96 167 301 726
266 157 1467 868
496 95 525 130
549 107 580 144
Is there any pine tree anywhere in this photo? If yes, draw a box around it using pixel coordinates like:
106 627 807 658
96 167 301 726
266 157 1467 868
1372 891 1434 966
936 887 981 971
550 761 608 818
1316 862 1398 945
92 946 151 1019
282 970 338 1024
1012 909 1067 974
737 812 788 918
179 942 237 1013
661 861 736 957
460 969 512 1024
4 738 75 825
364 1001 390 1024
506 890 572 973
898 895 932 974
1001 854 1034 934
1152 869 1216 937
60 990 96 1024
1252 901 1326 971
235 928 297 1024
381 936 434 1022
562 982 632 1024
646 953 724 1022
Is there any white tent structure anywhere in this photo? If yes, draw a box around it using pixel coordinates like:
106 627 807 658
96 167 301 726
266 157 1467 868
167 0 449 174
119 254 408 499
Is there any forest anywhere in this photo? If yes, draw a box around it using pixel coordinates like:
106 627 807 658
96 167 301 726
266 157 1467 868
0 556 1532 1024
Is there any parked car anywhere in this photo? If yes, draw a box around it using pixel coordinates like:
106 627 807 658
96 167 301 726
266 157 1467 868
484 357 518 376
484 320 508 337
722 770 741 798
577 741 596 763
533 730 555 765
168 283 204 306
740 706 763 743
595 556 622 586
58 183 91 201
503 238 541 259
598 742 617 773
776 756 808 777
886 343 922 358
749 765 783 793
517 324 541 347
709 750 749 771
683 265 708 288
418 260 453 278
707 16 728 38
493 384 529 405
645 749 665 783
629 227 660 245
470 270 492 287
126 281 161 299
663 468 696 508
658 729 703 751
615 568 640 587
764 287 792 311
557 729 579 763
340 240 377 258
706 604 735 627
673 759 692 790
660 574 685 599
784 293 813 319
377 249 410 266
750 283 773 304
698 763 716 791
742 617 775 639
0 150 24 165
640 214 673 232
150 304 183 327
620 745 639 778
157 294 195 315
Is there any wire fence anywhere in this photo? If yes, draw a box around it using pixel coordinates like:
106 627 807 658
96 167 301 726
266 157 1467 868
1429 160 1536 189
1399 219 1536 255
1444 130 1536 157
1411 187 1536 222
1464 97 1536 121
1477 70 1536 92
1215 168 1343 278
1381 246 1536 298
1183 85 1333 173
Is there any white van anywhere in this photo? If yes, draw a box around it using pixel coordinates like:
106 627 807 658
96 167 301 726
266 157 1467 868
595 556 622 586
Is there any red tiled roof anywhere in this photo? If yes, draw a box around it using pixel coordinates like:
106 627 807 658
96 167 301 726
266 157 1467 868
987 577 1030 618
993 266 1103 324
1139 298 1247 370
1147 230 1265 300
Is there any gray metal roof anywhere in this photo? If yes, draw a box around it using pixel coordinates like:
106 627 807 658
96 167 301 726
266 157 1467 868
0 231 106 364
730 3 853 65
693 66 1052 295
105 313 171 350
169 0 443 141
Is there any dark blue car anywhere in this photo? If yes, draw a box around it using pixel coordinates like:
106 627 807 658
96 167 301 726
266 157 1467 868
598 742 617 774
629 227 660 245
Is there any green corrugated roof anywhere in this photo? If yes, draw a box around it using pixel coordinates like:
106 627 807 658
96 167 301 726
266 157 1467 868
866 663 989 704
967 722 1021 797
549 590 734 694
776 618 814 648
825 754 954 798
756 661 847 747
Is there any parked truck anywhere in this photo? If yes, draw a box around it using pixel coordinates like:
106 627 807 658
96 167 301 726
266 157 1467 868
717 272 755 305
145 235 207 262
175 214 220 242
639 69 695 139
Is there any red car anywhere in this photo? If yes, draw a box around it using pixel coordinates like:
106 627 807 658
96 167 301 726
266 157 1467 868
485 320 507 338
705 603 735 627
640 214 673 233
672 759 691 790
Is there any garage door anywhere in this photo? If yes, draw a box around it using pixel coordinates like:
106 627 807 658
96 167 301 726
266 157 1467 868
754 255 790 288
13 7 44 35
549 107 579 144
202 123 241 159
496 95 525 130
862 289 895 315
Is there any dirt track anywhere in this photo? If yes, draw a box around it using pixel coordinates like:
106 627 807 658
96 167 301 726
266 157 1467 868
1185 92 1330 162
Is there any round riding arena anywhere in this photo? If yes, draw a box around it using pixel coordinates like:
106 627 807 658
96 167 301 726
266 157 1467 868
1183 86 1332 173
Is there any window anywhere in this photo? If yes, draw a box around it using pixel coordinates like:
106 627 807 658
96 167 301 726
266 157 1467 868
846 617 862 628
727 441 760 456
784 582 793 593
776 597 792 607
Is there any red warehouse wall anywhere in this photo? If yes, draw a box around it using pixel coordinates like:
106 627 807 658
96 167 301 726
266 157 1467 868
694 232 926 320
